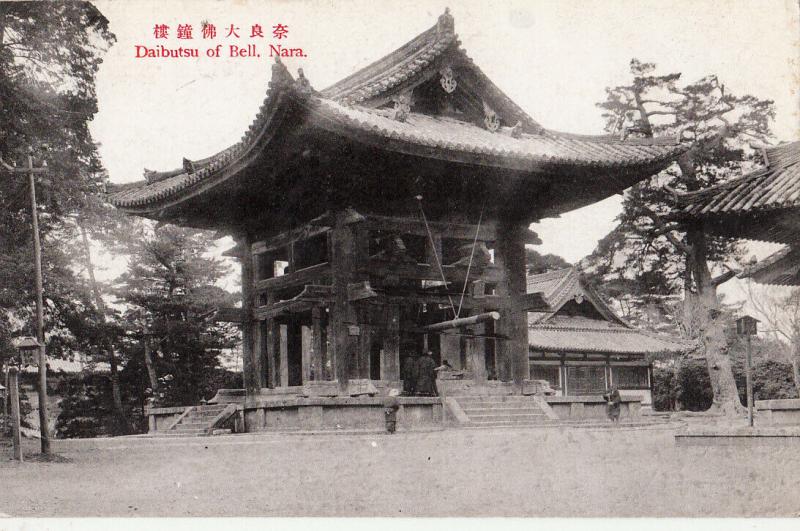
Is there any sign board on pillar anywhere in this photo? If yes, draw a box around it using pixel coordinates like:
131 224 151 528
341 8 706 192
348 325 361 336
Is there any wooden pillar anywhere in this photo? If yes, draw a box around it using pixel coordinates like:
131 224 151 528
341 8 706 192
382 304 400 381
329 212 360 392
441 333 461 369
312 306 324 381
301 325 312 383
241 238 263 396
470 315 487 382
265 319 279 388
279 324 289 387
358 325 371 379
495 221 529 389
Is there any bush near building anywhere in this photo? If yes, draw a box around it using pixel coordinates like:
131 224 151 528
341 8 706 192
653 358 798 412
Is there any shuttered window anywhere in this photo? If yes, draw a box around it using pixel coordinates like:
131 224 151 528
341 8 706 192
611 366 649 389
531 364 560 390
566 366 606 395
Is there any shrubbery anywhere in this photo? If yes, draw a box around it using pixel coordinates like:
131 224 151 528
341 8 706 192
653 358 798 412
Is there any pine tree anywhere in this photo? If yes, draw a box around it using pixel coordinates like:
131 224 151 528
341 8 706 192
587 59 774 415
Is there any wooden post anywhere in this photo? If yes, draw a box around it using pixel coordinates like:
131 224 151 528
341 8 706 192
265 320 279 388
747 336 754 426
311 306 324 381
28 155 50 455
301 325 312 383
495 221 529 390
382 304 400 381
1 152 49 453
9 367 22 462
329 212 360 393
240 238 263 396
358 325 371 379
279 324 289 387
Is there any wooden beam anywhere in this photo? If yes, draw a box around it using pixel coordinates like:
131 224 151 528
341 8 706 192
365 215 497 242
362 260 504 283
347 280 378 302
423 311 500 332
254 262 330 292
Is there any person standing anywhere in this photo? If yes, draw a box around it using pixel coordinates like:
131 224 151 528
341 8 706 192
604 385 622 423
401 352 418 396
383 393 400 434
415 351 438 396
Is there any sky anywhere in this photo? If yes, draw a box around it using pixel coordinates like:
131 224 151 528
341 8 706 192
88 0 800 306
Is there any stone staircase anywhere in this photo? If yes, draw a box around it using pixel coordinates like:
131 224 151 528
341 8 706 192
162 403 235 437
448 395 554 428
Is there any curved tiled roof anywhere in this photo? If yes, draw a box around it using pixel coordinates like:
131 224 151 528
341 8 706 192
740 246 800 286
107 9 686 213
678 141 800 216
526 268 627 326
528 316 694 355
526 269 693 355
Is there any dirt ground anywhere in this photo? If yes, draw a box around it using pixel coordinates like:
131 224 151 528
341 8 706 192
1 423 799 517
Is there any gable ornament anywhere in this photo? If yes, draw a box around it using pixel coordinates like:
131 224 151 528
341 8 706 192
439 65 457 94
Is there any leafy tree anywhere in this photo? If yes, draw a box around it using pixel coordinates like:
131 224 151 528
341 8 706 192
526 249 570 275
0 2 115 424
111 221 239 407
587 59 775 415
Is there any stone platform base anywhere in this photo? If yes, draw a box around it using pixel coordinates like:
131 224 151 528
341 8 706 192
546 396 642 420
756 398 800 425
239 396 442 433
675 426 800 446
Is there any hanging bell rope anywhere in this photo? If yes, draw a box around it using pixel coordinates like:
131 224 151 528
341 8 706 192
456 198 486 318
415 195 457 318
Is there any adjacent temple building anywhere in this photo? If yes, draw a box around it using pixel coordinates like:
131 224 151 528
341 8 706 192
109 10 687 431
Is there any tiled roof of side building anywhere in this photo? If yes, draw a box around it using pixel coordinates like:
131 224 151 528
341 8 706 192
528 316 695 355
740 245 800 286
678 140 800 216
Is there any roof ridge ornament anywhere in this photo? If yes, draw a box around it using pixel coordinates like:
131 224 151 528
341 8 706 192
182 157 195 174
392 90 413 122
439 65 457 94
294 68 313 97
437 7 454 35
483 101 500 133
269 56 294 90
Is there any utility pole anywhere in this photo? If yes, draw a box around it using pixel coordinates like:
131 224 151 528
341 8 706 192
1 151 51 454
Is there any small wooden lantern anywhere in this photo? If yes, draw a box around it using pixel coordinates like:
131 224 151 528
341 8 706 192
735 315 759 336
14 336 42 366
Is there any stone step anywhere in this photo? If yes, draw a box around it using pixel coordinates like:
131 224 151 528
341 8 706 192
452 395 534 400
459 403 541 411
175 422 210 430
170 426 206 434
469 413 546 423
464 421 553 429
184 413 224 421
